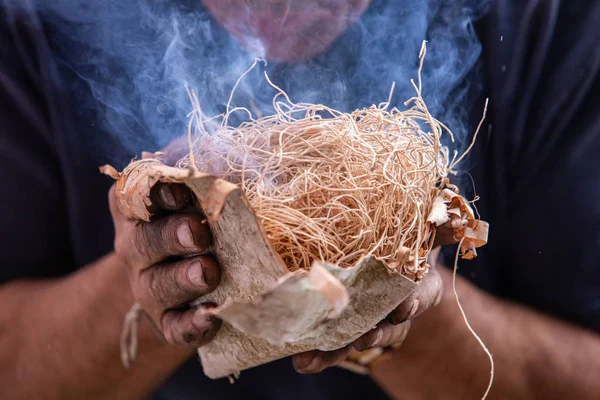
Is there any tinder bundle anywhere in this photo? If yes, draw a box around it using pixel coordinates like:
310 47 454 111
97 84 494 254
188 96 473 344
101 49 488 379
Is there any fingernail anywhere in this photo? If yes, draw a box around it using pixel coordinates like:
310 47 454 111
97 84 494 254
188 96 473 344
434 291 443 306
405 299 420 320
160 185 177 208
294 353 319 373
371 328 385 348
177 221 196 248
187 261 205 286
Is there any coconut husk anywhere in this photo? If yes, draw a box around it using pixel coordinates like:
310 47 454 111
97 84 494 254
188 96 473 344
100 157 487 379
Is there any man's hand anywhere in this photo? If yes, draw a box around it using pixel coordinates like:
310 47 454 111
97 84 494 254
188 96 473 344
292 262 443 373
109 182 221 348
0 180 220 400
368 264 600 400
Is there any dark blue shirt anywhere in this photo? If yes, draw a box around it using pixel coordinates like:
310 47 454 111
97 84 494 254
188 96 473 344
1 1 599 399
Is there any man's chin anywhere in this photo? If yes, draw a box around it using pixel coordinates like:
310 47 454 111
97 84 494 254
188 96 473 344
201 0 371 63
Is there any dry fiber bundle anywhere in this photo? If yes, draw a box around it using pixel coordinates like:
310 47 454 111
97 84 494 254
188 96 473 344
102 43 490 389
177 73 454 279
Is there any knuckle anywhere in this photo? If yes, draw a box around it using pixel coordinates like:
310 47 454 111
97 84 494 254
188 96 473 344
114 235 126 257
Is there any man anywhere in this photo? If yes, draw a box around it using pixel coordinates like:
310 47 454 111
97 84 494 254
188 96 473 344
0 1 599 400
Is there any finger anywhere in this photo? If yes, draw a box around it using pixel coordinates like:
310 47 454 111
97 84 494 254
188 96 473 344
352 321 411 351
292 345 353 374
389 266 443 324
162 304 221 348
433 224 460 247
108 184 126 226
133 213 211 265
150 183 194 211
138 256 221 310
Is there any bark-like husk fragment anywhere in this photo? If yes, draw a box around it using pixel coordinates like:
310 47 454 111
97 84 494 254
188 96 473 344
100 158 488 379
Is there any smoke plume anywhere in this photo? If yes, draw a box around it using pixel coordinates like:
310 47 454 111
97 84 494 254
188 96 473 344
13 0 489 166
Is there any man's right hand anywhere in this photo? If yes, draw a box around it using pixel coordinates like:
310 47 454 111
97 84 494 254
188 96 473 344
109 182 221 348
